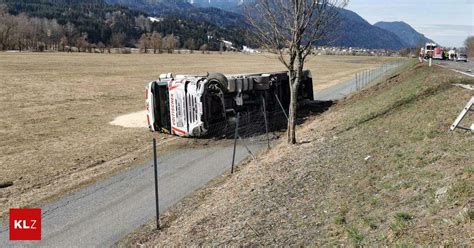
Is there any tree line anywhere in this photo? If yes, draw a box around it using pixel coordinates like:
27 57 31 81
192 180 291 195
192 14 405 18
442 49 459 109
0 0 243 52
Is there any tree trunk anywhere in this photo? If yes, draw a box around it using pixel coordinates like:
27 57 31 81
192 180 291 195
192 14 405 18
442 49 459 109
287 83 298 144
287 59 305 144
287 70 299 144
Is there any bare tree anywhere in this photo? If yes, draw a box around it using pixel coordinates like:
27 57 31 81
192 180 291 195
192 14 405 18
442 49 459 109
0 5 75 52
59 36 68 52
48 19 64 51
200 44 208 54
138 33 151 53
97 41 105 53
163 34 177 54
0 5 17 50
150 32 162 54
110 32 126 49
246 0 348 144
465 36 474 58
75 33 89 52
184 38 195 53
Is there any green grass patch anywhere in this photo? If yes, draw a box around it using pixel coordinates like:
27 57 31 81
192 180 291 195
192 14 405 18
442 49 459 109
395 212 413 222
447 181 472 205
347 225 365 246
334 215 347 225
390 212 413 237
464 166 474 174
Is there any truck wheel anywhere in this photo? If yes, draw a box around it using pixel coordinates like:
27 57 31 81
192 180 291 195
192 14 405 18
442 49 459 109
207 73 228 92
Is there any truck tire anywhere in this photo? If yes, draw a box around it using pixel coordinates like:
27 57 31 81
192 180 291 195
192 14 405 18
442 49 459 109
207 73 228 92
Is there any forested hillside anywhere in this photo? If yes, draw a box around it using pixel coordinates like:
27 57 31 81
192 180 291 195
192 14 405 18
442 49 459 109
0 0 245 51
0 0 432 52
2 0 143 45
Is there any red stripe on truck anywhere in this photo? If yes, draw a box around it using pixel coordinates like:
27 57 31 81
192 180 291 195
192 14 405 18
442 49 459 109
172 127 186 135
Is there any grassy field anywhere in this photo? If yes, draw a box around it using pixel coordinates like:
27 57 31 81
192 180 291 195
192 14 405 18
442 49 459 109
0 52 397 217
120 61 473 246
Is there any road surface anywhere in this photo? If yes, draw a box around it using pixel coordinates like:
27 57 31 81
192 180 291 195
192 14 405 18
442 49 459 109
436 60 474 78
313 77 359 101
0 145 258 247
313 62 402 101
0 67 395 247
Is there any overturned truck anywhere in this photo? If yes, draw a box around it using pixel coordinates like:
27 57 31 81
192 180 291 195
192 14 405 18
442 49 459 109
145 71 314 137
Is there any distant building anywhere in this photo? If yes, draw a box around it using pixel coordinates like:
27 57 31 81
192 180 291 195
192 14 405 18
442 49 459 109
148 17 163 23
243 46 259 54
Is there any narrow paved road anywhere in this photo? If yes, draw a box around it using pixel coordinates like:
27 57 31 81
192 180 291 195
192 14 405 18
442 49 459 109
313 77 358 101
313 63 402 101
0 145 258 247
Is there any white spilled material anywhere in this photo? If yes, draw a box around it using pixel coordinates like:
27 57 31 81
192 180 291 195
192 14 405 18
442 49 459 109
110 110 148 128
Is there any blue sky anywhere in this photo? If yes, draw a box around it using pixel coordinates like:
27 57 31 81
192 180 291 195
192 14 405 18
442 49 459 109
347 0 474 47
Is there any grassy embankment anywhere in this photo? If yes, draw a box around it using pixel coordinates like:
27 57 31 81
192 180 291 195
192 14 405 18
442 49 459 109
120 60 473 246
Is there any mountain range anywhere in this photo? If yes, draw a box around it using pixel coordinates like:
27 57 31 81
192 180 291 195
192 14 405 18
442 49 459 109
374 21 434 48
2 0 433 50
106 0 433 50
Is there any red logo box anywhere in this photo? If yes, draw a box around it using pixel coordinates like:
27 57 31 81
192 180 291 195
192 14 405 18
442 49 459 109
9 208 42 240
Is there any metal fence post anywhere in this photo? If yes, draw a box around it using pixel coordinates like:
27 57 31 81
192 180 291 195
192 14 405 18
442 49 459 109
261 95 270 150
357 73 360 90
153 138 160 230
231 112 240 174
355 73 358 90
365 70 368 86
363 70 367 87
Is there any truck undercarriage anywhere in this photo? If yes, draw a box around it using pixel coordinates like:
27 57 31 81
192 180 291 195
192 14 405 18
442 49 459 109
146 71 314 137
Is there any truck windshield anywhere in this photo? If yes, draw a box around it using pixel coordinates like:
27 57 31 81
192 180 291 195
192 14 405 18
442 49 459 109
153 82 171 133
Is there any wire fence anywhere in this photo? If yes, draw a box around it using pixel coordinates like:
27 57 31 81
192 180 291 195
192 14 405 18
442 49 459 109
354 59 406 91
172 59 408 173
313 59 407 101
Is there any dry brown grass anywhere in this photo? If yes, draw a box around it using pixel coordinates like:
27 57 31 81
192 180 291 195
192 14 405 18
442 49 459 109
0 52 395 218
119 61 473 247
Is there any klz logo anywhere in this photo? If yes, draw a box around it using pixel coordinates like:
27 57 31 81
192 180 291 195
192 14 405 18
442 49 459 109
9 208 41 240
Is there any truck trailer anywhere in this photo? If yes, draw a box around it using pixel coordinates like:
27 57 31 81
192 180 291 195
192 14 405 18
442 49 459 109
145 71 314 137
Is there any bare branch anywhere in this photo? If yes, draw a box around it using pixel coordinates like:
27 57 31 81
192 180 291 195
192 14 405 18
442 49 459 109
245 0 348 144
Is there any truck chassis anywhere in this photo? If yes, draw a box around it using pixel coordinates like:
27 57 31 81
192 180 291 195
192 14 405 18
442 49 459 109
146 71 314 137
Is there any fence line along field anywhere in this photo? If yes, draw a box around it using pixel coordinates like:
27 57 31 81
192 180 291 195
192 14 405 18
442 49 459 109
0 52 398 217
